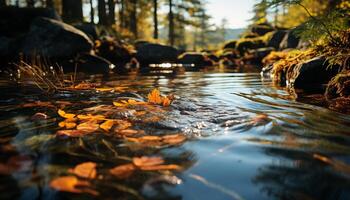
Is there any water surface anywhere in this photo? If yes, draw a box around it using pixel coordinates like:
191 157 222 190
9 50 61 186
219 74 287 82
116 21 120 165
1 70 350 200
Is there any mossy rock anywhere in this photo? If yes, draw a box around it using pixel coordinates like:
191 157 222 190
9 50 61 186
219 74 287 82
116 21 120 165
250 24 274 36
223 40 237 49
325 70 350 100
236 38 265 55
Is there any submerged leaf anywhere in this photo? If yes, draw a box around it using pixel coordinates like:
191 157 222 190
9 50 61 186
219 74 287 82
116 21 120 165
110 164 135 179
100 120 114 132
50 176 98 195
56 130 88 137
69 162 97 179
133 156 164 167
77 122 100 133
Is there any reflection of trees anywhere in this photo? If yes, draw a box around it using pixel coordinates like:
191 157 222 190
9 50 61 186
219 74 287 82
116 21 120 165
253 148 350 200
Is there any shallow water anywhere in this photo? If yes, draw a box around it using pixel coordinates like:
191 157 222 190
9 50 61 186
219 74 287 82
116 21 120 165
1 69 350 200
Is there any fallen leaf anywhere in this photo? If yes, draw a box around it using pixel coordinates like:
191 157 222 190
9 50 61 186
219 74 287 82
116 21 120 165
114 120 132 131
133 156 164 167
147 89 173 107
77 122 100 133
22 101 55 108
118 129 139 136
58 109 76 119
100 120 114 132
162 134 186 145
109 164 135 179
148 89 163 104
77 114 105 121
50 176 98 196
59 121 77 129
56 130 88 137
69 162 97 179
96 87 114 92
139 164 182 171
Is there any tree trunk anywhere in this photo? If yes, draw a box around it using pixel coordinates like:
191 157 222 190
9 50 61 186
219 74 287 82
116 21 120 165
130 0 138 38
62 0 83 22
26 0 35 7
153 0 158 39
108 0 115 25
119 0 125 28
168 0 174 46
98 0 107 25
46 0 54 8
90 0 95 23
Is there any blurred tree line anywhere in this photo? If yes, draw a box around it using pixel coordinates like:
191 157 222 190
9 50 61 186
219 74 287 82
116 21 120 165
0 0 229 50
251 0 350 44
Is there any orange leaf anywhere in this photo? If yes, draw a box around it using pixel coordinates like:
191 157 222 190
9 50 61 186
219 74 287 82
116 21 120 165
69 162 97 179
59 121 77 129
50 176 98 196
56 130 88 137
162 134 186 145
100 120 114 132
133 156 164 167
148 89 163 104
58 109 76 119
77 122 99 133
109 164 135 179
139 164 182 171
118 129 138 136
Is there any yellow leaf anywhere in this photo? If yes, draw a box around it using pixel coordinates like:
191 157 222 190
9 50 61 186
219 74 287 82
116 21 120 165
58 121 77 129
100 120 114 132
148 89 163 104
95 87 114 92
113 102 126 107
58 109 76 119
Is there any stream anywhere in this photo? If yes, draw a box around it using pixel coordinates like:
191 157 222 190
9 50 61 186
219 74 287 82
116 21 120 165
0 68 350 200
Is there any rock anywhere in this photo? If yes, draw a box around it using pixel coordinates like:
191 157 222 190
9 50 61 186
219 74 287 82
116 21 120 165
21 17 93 59
250 23 274 36
74 23 99 40
95 37 132 65
0 6 61 37
134 40 150 50
206 53 219 63
178 52 213 67
267 30 287 49
279 30 300 49
287 56 339 90
223 40 237 49
60 53 113 74
325 70 350 100
236 39 265 55
76 53 113 74
247 47 275 63
136 43 178 66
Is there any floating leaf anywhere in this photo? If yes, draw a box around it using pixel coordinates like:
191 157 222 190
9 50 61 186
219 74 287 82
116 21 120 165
139 164 182 171
118 129 139 136
58 109 76 119
133 156 164 167
162 134 186 145
113 99 147 107
114 120 132 131
96 87 114 92
50 176 98 196
147 89 173 107
100 120 114 132
69 162 97 179
57 130 88 137
59 121 77 129
77 122 100 133
109 164 135 179
77 114 105 121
